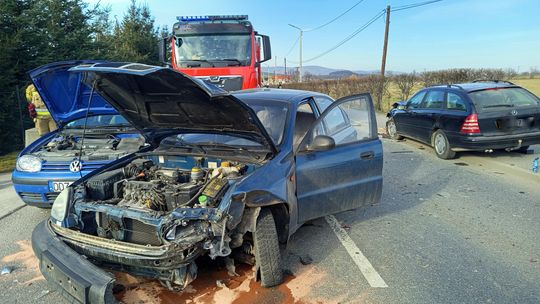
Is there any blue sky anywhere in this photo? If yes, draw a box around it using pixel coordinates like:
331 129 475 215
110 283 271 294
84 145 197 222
89 0 540 72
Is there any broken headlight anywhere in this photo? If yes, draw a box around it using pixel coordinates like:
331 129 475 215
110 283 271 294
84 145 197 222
51 188 72 224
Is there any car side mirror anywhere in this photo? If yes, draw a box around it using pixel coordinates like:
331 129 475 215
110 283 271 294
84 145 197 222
307 135 335 152
158 37 169 66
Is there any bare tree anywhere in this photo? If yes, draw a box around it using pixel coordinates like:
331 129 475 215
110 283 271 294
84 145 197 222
394 72 418 100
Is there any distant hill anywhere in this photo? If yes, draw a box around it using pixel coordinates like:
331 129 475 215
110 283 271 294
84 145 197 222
263 65 393 78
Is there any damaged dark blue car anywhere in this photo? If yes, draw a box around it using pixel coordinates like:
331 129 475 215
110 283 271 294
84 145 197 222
32 62 383 303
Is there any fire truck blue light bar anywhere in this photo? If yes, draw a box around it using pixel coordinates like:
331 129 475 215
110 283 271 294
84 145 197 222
177 15 248 22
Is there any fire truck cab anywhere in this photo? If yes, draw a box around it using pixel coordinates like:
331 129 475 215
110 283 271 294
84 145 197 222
159 15 271 91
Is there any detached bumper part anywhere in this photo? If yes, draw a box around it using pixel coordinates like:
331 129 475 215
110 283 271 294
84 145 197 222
32 220 117 304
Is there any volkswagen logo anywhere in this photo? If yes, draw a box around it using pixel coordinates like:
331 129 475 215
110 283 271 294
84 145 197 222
69 160 82 173
511 109 518 116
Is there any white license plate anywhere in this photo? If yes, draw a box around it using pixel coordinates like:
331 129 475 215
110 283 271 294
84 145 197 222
51 181 72 192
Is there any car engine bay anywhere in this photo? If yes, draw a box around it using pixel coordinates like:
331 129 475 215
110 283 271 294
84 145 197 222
83 157 246 212
32 132 145 162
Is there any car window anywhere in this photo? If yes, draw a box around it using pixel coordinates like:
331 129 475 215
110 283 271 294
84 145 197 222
306 95 373 147
314 96 334 113
408 91 426 109
423 90 445 109
468 87 540 112
322 106 348 136
64 114 129 128
446 92 467 111
241 99 289 145
294 102 317 149
298 102 314 113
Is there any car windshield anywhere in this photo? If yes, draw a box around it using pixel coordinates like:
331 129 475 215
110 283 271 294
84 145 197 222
64 114 130 128
174 34 252 67
161 100 289 148
469 87 540 112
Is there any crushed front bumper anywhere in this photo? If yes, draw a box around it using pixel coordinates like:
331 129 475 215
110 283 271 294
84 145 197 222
32 220 117 304
32 219 205 303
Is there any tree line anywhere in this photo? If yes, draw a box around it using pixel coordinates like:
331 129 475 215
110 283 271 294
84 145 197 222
0 0 163 155
283 68 529 111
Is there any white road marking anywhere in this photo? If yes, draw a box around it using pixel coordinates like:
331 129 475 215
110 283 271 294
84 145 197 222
325 215 388 288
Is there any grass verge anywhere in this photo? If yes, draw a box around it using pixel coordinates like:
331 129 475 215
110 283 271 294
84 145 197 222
0 151 19 173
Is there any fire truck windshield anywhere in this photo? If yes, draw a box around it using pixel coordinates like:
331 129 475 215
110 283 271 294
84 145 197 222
174 34 252 67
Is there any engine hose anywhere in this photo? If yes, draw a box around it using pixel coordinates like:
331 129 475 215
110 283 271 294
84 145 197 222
123 164 142 178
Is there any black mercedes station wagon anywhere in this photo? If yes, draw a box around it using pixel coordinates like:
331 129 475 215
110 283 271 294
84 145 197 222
386 81 540 159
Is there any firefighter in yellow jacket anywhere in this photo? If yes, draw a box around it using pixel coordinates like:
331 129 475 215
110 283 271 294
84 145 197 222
26 84 57 136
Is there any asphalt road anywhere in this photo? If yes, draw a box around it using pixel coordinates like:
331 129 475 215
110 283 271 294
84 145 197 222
0 137 539 304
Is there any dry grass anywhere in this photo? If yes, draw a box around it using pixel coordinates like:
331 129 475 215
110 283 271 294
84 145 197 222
511 78 540 96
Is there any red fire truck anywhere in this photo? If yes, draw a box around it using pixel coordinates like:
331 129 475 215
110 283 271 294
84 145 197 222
159 15 271 91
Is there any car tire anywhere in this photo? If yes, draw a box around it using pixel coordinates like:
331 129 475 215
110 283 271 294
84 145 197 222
432 130 456 159
253 208 283 287
386 119 403 140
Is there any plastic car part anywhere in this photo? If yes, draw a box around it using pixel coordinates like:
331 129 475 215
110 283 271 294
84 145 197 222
86 169 124 200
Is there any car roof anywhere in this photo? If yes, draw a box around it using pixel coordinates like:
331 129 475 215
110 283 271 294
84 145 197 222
430 82 519 93
232 88 326 104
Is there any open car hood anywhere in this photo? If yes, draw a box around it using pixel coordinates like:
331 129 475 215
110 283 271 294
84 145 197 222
69 62 277 154
29 60 118 126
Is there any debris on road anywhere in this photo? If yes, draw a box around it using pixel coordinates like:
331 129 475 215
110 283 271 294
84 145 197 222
216 280 226 288
1 240 43 284
299 254 313 265
36 290 50 300
1 266 13 275
224 257 239 277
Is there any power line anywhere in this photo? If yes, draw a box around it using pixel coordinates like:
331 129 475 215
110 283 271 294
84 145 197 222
286 0 444 66
284 0 368 64
305 0 368 32
284 35 300 58
300 9 386 63
392 0 443 12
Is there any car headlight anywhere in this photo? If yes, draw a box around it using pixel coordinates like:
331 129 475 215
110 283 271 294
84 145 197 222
16 155 42 172
51 188 71 224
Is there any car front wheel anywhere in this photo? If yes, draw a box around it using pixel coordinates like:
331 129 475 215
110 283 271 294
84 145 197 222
386 119 403 140
253 208 283 287
432 130 456 159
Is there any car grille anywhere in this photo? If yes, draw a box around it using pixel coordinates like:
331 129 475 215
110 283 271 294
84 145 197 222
198 76 243 91
18 192 43 202
45 192 59 202
41 161 106 172
18 192 58 203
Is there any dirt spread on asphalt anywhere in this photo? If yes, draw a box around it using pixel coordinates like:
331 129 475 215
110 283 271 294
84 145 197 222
1 240 43 285
116 261 330 303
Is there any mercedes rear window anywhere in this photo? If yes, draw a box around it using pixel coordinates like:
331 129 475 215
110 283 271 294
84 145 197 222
468 87 540 112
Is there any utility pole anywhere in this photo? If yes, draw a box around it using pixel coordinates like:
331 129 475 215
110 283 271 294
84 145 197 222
274 55 277 84
284 57 287 80
380 5 391 77
288 24 304 82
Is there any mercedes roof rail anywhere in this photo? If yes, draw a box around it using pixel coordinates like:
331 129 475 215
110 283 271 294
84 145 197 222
471 79 515 85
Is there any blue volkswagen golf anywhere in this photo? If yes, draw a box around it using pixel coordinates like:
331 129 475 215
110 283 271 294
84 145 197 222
12 61 145 207
32 62 383 302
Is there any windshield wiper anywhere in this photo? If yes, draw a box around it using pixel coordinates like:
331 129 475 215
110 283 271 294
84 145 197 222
182 59 215 67
219 59 243 66
482 104 515 108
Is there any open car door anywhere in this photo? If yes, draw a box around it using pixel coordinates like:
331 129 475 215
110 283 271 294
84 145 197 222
295 93 383 223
